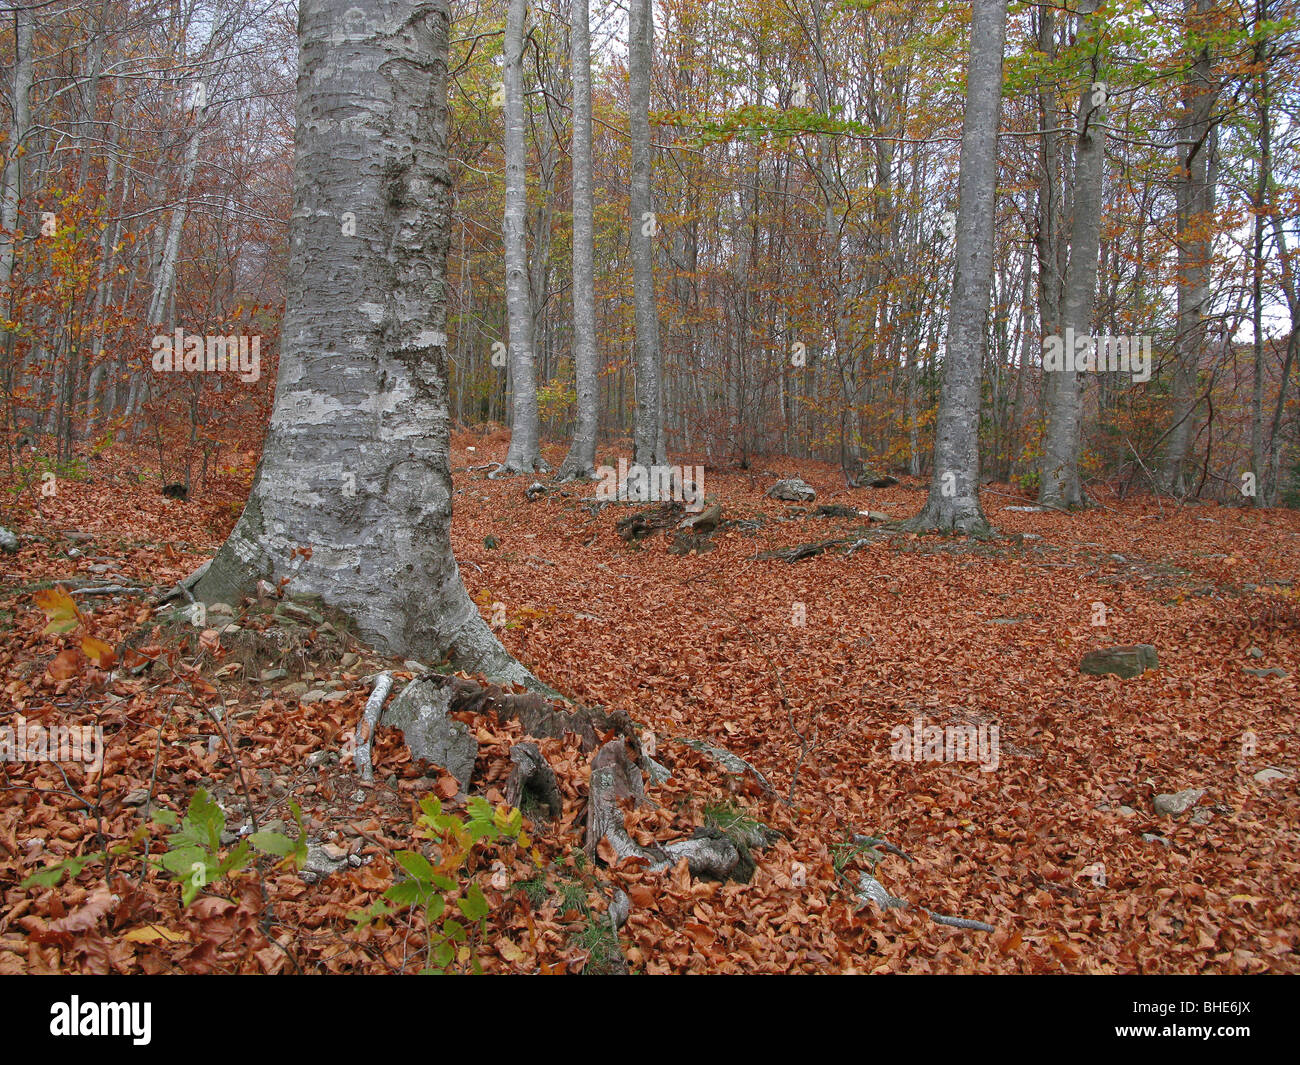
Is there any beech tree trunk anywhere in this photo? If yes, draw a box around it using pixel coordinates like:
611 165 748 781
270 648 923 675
630 0 664 471
557 0 598 482
194 0 532 689
1161 0 1217 495
500 0 546 474
1040 5 1105 510
902 0 1005 536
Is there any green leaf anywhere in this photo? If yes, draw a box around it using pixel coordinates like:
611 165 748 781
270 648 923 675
395 850 435 883
160 845 206 878
249 831 296 856
465 796 494 824
458 882 489 921
385 879 428 910
430 939 454 970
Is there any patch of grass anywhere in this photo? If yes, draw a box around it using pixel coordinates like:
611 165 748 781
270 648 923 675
572 912 625 975
703 800 762 842
512 871 548 909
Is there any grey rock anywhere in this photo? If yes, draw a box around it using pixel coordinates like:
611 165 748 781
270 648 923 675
122 787 151 807
1253 766 1290 785
1244 666 1288 679
1246 646 1265 659
766 478 816 503
0 527 18 553
1080 644 1158 679
1154 788 1204 817
260 667 289 682
381 678 478 789
1141 833 1170 847
301 843 348 881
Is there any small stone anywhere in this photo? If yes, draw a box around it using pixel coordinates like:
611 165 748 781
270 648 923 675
207 602 236 618
301 689 327 704
305 750 334 769
1141 833 1170 847
322 690 350 702
340 652 360 669
1253 767 1290 785
88 563 111 574
1154 788 1205 817
1190 808 1215 825
0 527 18 553
1244 666 1288 679
1247 646 1265 659
351 790 366 803
122 787 151 806
1080 644 1158 679
1118 805 1137 817
260 667 289 682
320 843 348 861
283 682 309 698
403 660 427 674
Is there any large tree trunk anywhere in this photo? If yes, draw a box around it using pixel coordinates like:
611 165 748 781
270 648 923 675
1160 0 1217 495
500 0 546 474
630 0 664 471
194 0 532 690
557 0 598 482
1040 4 1106 509
902 0 1006 535
1 3 33 451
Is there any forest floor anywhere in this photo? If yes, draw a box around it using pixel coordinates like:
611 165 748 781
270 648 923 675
1 428 1297 973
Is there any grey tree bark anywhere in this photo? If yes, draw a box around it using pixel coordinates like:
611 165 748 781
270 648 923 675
1161 0 1217 495
902 0 1006 536
0 3 32 295
1040 7 1106 510
0 3 33 446
630 0 664 471
557 0 598 482
194 0 534 689
500 0 546 474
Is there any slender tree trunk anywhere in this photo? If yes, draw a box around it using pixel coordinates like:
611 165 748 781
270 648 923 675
630 0 663 471
500 0 546 473
902 0 1006 536
557 0 598 482
1040 6 1106 509
1161 0 1217 495
195 0 533 689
